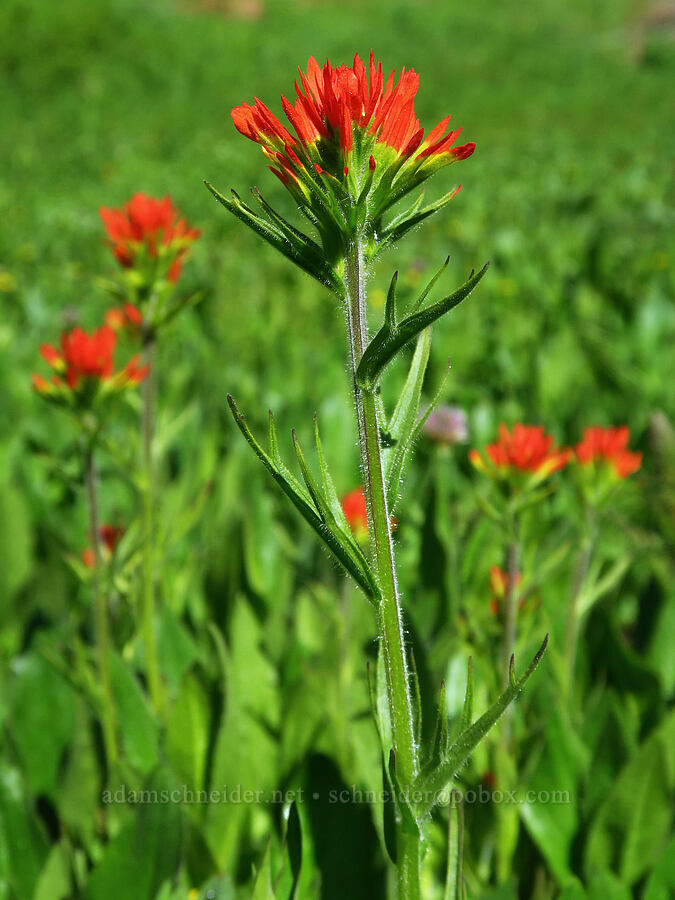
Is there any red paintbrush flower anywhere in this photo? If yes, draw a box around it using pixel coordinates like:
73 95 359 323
342 487 369 541
99 193 200 284
341 486 397 545
469 423 570 500
470 424 571 482
33 325 148 407
227 52 474 245
574 426 641 479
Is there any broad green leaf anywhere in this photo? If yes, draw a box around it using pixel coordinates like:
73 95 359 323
158 606 198 694
57 699 101 853
34 841 72 900
86 769 183 900
9 653 75 796
577 556 631 618
643 835 675 900
356 263 489 390
0 767 48 899
412 636 548 820
558 880 586 900
166 672 210 794
227 396 379 604
0 478 31 619
251 840 276 900
205 602 279 870
585 709 675 886
519 704 587 885
110 653 159 775
587 871 632 900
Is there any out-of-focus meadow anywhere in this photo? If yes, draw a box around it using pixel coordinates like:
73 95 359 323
1 0 674 898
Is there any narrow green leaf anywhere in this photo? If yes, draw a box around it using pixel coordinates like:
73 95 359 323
88 769 182 900
383 328 432 511
409 649 422 749
109 653 159 775
413 635 548 819
268 410 280 462
411 256 450 314
388 751 421 837
285 801 303 900
585 709 675 886
385 271 398 330
204 181 342 295
430 681 450 767
444 790 465 900
460 657 474 733
379 189 462 249
227 396 379 603
251 188 324 257
313 414 351 531
251 841 276 900
357 263 489 390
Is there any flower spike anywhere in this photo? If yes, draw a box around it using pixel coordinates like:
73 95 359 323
218 52 475 266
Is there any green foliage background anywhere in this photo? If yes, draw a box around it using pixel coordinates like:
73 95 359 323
0 0 674 898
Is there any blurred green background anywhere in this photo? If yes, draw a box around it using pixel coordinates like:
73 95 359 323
1 0 674 897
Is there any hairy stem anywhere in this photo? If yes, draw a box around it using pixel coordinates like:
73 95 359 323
141 335 162 714
344 240 421 899
84 443 118 767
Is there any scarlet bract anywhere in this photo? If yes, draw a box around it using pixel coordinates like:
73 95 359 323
574 425 641 479
99 193 200 283
341 487 369 537
470 424 571 478
228 52 474 247
33 325 148 406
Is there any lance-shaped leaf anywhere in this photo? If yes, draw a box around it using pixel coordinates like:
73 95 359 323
412 635 548 821
378 186 462 251
389 750 422 838
444 791 466 900
428 680 450 770
204 181 343 296
382 328 432 511
409 649 422 749
459 657 473 734
227 395 379 603
357 262 489 390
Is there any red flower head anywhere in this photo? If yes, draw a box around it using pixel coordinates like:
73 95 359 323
99 193 200 285
341 486 397 545
33 325 148 408
574 426 642 480
341 487 369 543
470 424 571 485
227 53 474 248
82 524 124 569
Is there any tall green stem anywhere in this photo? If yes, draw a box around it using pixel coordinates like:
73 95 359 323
141 335 162 714
84 442 118 767
344 240 421 899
